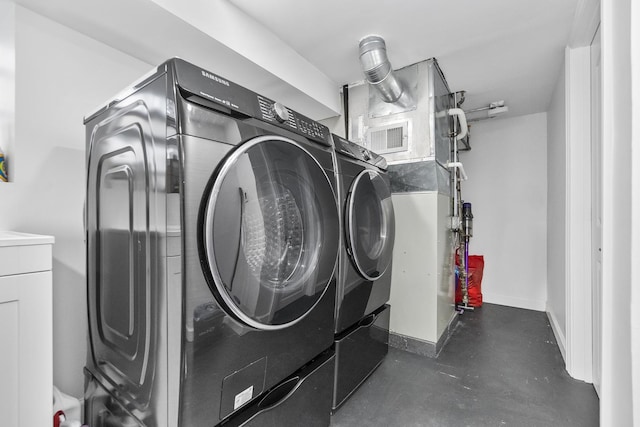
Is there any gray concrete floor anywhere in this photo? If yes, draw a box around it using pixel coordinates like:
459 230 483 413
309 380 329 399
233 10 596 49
330 303 599 427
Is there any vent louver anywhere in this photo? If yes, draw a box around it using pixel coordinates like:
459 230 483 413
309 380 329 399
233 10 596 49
366 120 409 154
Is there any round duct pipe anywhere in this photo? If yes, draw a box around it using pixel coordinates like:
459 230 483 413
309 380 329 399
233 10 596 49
359 35 406 104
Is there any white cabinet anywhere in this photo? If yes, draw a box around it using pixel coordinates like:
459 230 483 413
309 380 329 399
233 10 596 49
0 231 54 427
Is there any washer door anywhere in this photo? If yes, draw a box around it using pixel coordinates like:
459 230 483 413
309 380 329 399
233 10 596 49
345 170 395 280
201 136 339 330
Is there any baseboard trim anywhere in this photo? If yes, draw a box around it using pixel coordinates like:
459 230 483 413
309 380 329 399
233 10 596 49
483 293 546 312
547 308 567 362
389 312 459 358
389 332 436 357
436 310 460 356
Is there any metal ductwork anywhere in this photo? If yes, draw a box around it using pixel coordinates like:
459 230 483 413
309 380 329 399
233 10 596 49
359 35 409 105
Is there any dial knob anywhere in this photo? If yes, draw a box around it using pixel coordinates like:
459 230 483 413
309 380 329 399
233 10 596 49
272 102 289 123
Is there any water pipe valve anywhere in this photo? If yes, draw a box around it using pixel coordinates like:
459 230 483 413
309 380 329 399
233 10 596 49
451 215 461 232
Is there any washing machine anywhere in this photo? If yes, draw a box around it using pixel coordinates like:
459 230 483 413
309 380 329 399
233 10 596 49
331 134 395 410
83 58 339 427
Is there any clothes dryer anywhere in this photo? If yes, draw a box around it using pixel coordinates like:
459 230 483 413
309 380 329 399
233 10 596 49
84 58 339 427
331 134 395 410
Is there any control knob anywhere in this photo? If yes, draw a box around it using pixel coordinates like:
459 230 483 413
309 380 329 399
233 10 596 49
272 102 289 123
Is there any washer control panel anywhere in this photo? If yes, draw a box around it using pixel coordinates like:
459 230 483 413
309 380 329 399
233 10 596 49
272 102 289 123
257 96 328 142
173 59 331 146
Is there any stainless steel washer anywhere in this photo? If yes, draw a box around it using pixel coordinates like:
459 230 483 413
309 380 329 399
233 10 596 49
84 58 339 427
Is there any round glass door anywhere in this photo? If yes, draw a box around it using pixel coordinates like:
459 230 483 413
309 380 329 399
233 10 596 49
201 135 339 330
346 169 395 280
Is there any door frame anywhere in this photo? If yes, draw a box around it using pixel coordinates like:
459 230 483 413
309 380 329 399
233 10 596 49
589 24 602 396
563 0 600 383
631 0 640 418
564 45 593 383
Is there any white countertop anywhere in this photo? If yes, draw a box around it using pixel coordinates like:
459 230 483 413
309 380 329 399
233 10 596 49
0 231 55 247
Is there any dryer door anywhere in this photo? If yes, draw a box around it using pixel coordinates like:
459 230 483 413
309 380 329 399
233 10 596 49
345 170 395 280
201 136 339 330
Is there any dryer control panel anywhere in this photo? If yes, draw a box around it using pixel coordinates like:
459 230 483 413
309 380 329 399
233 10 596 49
332 134 387 170
172 58 331 146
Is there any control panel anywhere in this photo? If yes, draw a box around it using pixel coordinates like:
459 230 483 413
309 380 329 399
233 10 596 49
257 96 329 142
332 134 386 169
173 59 330 145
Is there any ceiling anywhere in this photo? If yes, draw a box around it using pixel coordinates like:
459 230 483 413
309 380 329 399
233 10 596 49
14 0 581 122
229 0 580 120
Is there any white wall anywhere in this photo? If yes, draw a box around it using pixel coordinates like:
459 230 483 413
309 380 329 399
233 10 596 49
546 59 567 355
0 7 151 397
0 2 15 171
461 113 548 311
318 115 345 139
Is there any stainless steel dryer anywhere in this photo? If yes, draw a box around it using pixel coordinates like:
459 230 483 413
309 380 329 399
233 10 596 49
84 58 339 427
331 134 395 410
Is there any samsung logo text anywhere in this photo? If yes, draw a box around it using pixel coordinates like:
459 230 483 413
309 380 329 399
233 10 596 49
201 70 230 86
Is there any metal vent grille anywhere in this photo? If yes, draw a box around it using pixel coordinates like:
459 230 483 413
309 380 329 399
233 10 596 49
366 120 409 154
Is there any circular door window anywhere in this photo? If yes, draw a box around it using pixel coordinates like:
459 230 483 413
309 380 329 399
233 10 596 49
201 136 339 330
346 169 395 280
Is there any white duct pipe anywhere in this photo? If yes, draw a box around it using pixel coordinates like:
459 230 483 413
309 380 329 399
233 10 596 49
448 108 468 141
446 162 468 181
